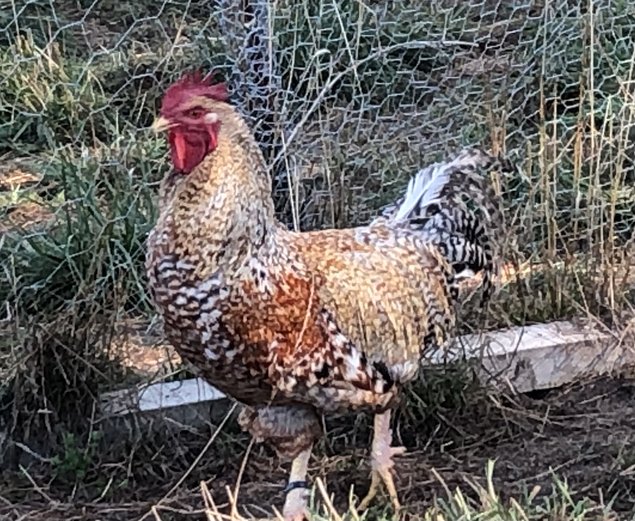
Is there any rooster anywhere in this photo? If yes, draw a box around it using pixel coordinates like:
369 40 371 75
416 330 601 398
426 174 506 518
147 71 507 520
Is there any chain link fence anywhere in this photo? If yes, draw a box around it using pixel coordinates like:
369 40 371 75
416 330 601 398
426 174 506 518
1 0 634 449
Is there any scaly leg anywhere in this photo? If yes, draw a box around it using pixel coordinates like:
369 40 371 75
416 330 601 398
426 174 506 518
282 445 312 521
358 410 405 511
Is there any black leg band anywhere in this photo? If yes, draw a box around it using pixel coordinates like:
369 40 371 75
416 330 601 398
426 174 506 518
284 480 310 493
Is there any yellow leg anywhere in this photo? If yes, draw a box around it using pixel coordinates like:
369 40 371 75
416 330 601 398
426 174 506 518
358 410 405 511
282 446 312 521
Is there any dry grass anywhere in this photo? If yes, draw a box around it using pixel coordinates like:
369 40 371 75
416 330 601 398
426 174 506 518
2 373 634 520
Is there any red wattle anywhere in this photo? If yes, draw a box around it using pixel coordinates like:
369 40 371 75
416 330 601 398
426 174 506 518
168 124 218 174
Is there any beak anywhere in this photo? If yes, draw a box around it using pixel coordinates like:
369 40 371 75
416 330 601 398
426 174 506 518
151 116 172 134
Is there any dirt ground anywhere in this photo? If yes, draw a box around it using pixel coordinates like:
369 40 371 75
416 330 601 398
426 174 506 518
1 372 634 521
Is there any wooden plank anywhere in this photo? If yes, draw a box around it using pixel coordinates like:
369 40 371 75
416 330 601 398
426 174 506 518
98 379 232 438
99 320 629 420
100 378 224 416
445 320 626 392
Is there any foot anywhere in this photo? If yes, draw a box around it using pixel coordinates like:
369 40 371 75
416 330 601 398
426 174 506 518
282 483 310 521
358 411 405 511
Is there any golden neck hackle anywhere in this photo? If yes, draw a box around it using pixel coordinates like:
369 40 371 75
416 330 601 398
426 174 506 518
154 104 277 278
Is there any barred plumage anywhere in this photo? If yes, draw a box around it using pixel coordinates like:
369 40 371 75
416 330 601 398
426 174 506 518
379 147 508 301
146 72 509 520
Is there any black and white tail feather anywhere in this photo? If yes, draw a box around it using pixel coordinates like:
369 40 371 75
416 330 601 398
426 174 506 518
379 147 508 303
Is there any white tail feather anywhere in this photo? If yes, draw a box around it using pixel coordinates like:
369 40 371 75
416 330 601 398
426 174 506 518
393 163 450 222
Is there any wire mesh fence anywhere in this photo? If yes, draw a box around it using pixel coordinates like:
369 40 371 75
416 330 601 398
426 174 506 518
0 0 634 454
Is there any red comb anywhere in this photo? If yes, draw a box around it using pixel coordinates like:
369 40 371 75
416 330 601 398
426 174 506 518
161 70 229 113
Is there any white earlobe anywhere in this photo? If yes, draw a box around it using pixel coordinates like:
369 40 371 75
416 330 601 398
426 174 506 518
204 112 219 124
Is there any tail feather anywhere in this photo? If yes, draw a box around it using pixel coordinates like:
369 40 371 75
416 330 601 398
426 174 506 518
380 147 509 300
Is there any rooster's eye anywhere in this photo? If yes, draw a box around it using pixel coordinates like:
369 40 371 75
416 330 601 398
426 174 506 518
187 107 204 118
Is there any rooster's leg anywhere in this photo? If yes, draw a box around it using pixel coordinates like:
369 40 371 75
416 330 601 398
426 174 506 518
358 410 405 511
282 445 312 521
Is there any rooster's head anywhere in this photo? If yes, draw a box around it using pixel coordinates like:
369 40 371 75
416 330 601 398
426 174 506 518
152 71 230 174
